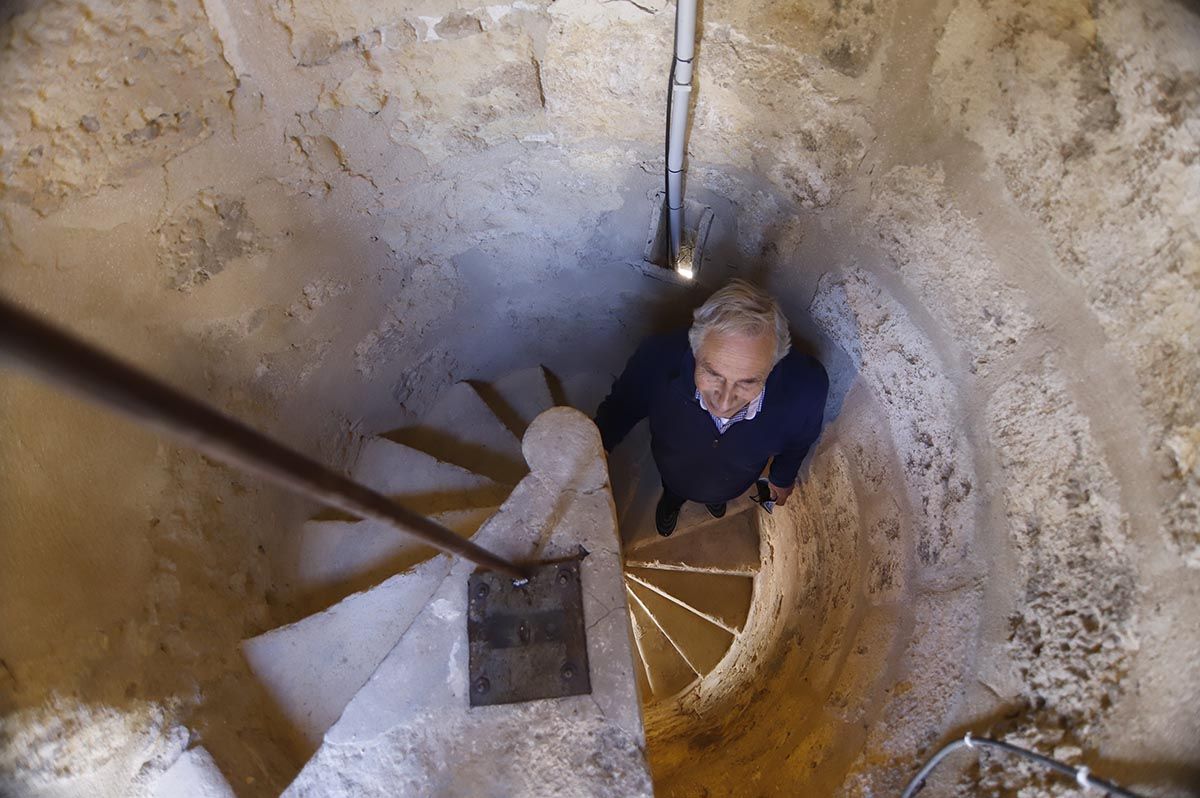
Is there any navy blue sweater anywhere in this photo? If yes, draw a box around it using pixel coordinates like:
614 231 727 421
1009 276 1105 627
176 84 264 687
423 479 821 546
594 331 829 504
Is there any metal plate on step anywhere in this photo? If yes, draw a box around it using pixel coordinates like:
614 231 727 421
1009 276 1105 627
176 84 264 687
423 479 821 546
467 555 591 707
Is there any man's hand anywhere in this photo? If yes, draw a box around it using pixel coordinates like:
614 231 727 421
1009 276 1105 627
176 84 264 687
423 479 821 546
770 481 795 507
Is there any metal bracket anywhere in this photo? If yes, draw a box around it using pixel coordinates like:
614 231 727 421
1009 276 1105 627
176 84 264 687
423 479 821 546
467 554 591 707
632 190 714 283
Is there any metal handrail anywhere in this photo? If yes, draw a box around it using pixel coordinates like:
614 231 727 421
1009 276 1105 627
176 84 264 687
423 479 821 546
0 294 528 580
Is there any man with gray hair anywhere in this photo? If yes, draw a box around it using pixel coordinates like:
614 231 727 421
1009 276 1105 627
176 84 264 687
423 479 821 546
594 279 828 536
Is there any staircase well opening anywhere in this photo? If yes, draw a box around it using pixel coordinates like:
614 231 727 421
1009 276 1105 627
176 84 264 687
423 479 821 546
1 0 1198 796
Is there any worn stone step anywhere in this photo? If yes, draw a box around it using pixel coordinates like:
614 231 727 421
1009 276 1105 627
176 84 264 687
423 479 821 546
385 381 526 484
474 365 555 438
350 437 513 513
625 566 753 633
559 370 614 417
242 552 454 755
292 506 498 604
285 408 651 797
629 615 654 701
627 496 758 553
615 450 759 552
626 578 733 676
627 586 696 698
625 509 761 575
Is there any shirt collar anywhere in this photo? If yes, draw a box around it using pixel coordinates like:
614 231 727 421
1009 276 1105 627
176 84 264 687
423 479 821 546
696 386 766 421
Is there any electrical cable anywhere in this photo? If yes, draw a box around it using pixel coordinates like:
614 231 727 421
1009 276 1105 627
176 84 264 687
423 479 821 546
901 734 1145 798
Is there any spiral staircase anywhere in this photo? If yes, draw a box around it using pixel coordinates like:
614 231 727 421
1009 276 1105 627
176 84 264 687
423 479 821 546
605 424 760 703
224 364 762 794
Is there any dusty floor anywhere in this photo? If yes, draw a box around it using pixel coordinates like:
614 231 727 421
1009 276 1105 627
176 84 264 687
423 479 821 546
0 0 1197 795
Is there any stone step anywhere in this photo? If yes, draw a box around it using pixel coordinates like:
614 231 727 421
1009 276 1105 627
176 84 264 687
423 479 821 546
615 439 662 550
629 615 654 701
615 445 758 551
242 552 455 754
624 566 753 633
291 506 498 604
285 408 651 797
627 496 758 553
627 586 697 698
625 509 761 576
474 365 555 439
609 423 651 527
350 437 512 513
385 381 526 484
151 746 236 798
559 370 615 418
626 578 733 676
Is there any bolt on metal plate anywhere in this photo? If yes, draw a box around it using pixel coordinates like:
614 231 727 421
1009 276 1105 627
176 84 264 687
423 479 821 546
467 555 591 707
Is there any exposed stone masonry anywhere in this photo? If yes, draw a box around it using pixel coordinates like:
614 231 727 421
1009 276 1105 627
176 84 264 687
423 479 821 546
1 0 1196 795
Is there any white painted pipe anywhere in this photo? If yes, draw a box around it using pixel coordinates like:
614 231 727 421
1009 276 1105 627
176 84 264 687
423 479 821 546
666 0 698 269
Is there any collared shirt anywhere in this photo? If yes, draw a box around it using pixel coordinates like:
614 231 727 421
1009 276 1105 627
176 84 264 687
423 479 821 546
695 386 766 434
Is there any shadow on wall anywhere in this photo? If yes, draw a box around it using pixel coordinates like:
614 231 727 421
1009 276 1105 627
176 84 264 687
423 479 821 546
0 303 330 794
737 248 860 442
1 162 853 798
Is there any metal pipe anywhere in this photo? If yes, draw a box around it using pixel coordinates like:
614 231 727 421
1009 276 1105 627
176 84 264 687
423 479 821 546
0 295 529 580
665 0 698 269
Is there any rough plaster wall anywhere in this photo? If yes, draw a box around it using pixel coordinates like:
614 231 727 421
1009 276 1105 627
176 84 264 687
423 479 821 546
0 1 696 794
0 0 1197 797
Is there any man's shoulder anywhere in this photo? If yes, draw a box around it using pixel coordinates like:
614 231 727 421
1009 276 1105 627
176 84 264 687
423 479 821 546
770 350 829 402
632 329 691 364
614 330 691 389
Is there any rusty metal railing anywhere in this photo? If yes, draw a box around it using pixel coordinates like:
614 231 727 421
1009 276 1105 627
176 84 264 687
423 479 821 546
0 294 528 579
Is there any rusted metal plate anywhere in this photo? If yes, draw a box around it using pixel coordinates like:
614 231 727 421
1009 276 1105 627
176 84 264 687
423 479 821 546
467 555 591 707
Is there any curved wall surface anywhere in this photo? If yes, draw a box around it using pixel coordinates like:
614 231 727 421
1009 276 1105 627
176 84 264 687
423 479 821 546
1 0 1197 795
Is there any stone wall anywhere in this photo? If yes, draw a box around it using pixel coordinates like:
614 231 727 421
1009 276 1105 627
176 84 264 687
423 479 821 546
1 0 1196 795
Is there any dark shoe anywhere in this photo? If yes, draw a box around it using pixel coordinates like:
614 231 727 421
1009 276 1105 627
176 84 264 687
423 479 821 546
705 502 727 519
656 493 681 537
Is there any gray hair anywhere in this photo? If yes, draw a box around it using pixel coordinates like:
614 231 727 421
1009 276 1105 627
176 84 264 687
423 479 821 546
688 279 792 364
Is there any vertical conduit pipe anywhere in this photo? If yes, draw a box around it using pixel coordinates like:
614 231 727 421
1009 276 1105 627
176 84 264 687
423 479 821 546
666 0 698 273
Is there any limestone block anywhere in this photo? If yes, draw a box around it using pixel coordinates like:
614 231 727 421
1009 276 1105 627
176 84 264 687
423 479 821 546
522 406 609 492
151 747 236 798
625 567 753 633
241 555 454 754
627 579 733 675
628 594 696 699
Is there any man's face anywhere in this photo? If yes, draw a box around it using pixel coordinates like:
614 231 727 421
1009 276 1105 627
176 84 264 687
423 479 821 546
693 330 776 418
